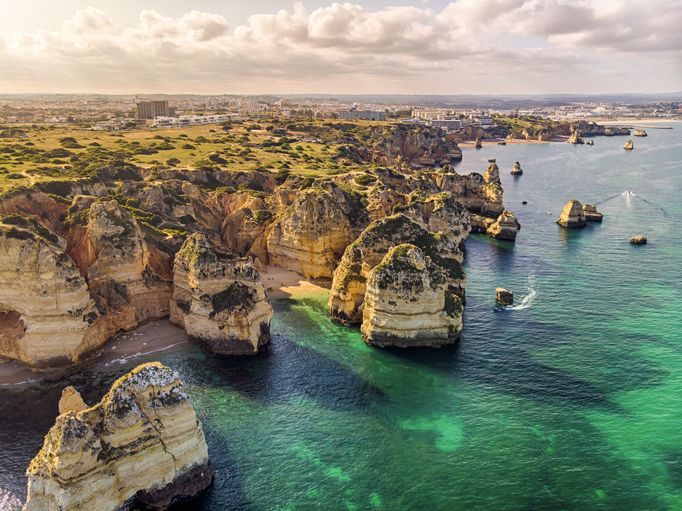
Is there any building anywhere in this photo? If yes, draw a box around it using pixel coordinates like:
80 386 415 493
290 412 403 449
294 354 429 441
136 100 172 119
428 119 462 132
338 107 387 121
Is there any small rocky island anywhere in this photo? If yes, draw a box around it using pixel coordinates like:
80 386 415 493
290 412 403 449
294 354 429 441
511 161 523 175
24 362 213 511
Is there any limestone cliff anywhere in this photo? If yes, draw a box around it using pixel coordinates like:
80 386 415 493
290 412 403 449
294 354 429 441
266 187 353 279
361 244 462 347
170 233 272 355
487 210 521 241
24 362 213 511
437 168 504 220
0 216 104 371
328 214 464 325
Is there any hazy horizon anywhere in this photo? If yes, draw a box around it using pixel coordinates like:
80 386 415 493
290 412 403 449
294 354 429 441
1 0 680 95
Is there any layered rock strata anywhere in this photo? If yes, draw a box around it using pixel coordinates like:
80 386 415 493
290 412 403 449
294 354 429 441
24 362 213 511
582 204 603 222
0 217 104 370
487 211 521 241
329 214 465 325
170 233 272 355
266 187 353 279
361 244 463 347
557 200 587 228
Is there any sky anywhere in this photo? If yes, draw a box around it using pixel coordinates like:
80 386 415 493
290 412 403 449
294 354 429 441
0 0 680 95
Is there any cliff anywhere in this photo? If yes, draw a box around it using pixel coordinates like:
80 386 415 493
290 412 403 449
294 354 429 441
266 187 353 279
361 244 463 347
170 233 272 355
24 362 212 511
0 216 104 371
328 214 464 325
487 211 521 241
557 200 587 228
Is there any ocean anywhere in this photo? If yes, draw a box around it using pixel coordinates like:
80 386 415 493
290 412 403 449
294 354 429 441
1 123 680 510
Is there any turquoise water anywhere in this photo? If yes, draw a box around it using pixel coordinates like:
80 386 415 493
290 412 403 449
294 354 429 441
1 124 681 510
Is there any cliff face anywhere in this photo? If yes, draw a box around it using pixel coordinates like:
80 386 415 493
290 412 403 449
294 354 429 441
436 169 504 220
82 201 171 325
0 217 104 370
170 233 272 355
328 214 464 325
361 244 463 347
24 362 213 511
266 187 353 279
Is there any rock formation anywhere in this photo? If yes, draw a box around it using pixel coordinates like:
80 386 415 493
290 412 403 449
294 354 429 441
582 204 603 222
483 159 500 184
361 244 462 347
586 139 594 146
24 362 213 511
486 210 521 241
511 161 523 176
475 137 483 149
567 129 584 145
328 214 464 325
496 288 514 306
436 170 504 220
170 233 272 355
624 140 634 150
557 200 587 228
630 235 648 245
0 216 104 371
633 129 648 137
58 386 87 415
266 187 353 279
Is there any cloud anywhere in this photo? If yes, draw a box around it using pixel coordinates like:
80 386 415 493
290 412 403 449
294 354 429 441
0 1 679 93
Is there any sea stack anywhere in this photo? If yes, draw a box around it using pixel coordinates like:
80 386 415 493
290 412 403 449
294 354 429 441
624 140 634 150
496 288 514 306
567 129 584 145
487 211 521 241
483 159 500 184
361 244 463 347
511 161 523 176
171 233 272 355
630 235 648 245
475 137 483 149
586 139 594 145
24 362 213 511
633 129 648 137
582 204 604 222
557 200 587 228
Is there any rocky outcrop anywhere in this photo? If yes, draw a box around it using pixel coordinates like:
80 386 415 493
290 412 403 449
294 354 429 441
557 200 587 228
58 386 87 415
475 138 483 149
511 161 523 176
624 140 634 150
170 233 272 355
633 129 648 137
567 129 584 145
24 362 213 511
73 201 171 331
486 210 521 241
630 235 647 245
0 216 104 371
586 139 594 145
496 288 514 306
328 214 464 325
437 169 504 221
582 204 603 222
483 160 500 184
266 187 353 279
361 244 463 347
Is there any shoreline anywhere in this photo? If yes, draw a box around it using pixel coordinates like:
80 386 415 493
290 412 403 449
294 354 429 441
0 266 323 386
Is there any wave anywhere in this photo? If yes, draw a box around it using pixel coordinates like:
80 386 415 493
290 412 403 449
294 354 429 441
0 377 42 388
502 274 538 311
103 340 189 367
0 490 22 511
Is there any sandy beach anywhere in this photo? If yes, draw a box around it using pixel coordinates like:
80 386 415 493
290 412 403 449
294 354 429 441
0 266 323 386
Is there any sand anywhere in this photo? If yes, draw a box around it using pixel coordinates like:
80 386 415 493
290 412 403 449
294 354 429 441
0 266 324 386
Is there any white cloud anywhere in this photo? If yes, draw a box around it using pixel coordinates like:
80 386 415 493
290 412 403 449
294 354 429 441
0 1 679 93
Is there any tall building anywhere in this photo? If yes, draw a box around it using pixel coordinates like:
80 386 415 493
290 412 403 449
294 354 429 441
136 100 170 119
338 108 387 121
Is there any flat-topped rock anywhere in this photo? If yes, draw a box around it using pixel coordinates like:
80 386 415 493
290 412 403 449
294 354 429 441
496 288 514 306
582 204 603 222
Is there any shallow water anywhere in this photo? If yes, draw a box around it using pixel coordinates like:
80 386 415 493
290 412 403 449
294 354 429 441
1 125 681 510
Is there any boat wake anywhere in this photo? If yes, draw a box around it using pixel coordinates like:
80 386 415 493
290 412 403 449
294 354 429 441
599 191 670 218
504 274 538 311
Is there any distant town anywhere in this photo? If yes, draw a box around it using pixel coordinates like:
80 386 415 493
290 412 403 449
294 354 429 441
0 94 679 133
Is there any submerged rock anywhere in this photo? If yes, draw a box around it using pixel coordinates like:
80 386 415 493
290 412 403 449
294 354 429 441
361 244 462 347
557 200 587 228
24 362 213 511
629 234 648 245
487 210 521 241
170 233 272 355
582 204 604 222
496 288 514 306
